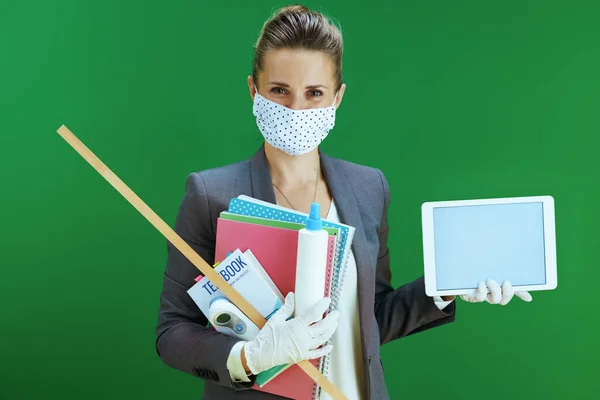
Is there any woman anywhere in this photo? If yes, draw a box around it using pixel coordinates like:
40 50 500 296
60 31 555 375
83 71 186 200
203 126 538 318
155 5 531 400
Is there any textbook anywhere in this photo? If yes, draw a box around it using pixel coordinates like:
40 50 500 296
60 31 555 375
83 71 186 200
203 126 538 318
187 248 284 321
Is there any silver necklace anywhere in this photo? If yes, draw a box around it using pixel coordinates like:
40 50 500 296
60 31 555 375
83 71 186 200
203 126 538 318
272 167 319 211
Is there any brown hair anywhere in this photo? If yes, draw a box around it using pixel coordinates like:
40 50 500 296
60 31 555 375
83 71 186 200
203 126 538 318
252 5 344 91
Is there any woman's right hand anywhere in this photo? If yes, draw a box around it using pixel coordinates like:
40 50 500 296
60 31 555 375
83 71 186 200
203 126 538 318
242 292 339 375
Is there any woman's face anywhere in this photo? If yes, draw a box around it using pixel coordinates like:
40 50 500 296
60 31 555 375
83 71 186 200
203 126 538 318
248 48 346 111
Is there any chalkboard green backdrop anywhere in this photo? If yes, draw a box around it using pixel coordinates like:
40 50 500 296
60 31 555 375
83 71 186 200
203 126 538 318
2 0 598 399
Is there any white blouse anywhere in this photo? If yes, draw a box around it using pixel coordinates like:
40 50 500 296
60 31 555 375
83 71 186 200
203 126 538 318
319 199 366 400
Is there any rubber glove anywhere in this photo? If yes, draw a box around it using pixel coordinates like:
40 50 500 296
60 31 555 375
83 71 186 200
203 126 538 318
460 279 532 305
243 292 339 375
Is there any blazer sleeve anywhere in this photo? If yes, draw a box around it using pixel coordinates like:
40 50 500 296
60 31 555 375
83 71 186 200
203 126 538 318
155 172 256 390
373 169 456 345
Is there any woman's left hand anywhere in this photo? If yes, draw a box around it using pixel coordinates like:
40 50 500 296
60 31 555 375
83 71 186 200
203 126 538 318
458 279 532 305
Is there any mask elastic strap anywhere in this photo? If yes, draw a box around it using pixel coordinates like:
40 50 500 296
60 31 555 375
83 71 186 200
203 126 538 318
331 90 339 107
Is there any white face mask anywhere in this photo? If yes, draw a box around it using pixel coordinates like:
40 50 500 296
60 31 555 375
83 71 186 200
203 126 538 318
252 86 338 156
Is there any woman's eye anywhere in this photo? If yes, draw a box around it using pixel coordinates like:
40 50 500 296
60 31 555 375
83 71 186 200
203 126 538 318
308 90 323 97
270 87 287 95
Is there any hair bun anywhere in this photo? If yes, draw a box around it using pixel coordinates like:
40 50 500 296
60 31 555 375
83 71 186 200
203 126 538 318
275 4 310 16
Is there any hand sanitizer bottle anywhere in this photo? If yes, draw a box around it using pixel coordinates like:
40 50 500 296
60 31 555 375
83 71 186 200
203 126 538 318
294 202 329 317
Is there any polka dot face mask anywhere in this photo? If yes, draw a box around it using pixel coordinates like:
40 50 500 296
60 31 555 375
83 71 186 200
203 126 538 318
252 88 338 156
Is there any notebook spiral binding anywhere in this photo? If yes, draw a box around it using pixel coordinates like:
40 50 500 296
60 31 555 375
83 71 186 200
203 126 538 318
314 227 354 400
309 238 335 400
227 197 355 400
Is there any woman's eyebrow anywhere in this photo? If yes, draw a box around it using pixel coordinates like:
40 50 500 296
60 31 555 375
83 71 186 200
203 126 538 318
267 82 328 89
268 81 290 87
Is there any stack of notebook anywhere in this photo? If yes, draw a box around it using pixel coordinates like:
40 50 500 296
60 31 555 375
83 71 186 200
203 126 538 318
202 195 355 399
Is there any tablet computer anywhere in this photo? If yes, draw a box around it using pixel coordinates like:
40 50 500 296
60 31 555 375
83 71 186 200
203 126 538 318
421 195 557 297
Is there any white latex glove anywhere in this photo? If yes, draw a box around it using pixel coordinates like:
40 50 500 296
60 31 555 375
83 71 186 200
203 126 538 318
460 279 533 305
243 292 339 375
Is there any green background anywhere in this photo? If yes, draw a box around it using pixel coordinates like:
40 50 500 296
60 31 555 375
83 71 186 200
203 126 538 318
2 0 598 398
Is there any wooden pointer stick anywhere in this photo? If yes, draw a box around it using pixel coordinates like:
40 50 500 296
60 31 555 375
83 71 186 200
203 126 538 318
55 125 347 400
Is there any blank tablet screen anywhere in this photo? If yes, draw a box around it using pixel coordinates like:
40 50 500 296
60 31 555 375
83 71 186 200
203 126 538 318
433 202 546 290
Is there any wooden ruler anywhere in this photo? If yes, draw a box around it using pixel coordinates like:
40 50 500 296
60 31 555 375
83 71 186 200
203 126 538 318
56 125 347 400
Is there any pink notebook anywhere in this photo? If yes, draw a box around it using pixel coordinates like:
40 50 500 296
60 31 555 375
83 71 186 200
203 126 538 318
214 217 336 400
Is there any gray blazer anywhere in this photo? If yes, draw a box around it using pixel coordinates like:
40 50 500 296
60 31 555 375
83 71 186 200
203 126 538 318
155 145 456 400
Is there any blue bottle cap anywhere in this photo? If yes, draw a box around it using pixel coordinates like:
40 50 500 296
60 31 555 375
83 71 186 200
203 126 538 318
306 202 322 231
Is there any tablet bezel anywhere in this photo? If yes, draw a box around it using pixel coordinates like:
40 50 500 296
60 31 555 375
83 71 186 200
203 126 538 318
421 195 557 297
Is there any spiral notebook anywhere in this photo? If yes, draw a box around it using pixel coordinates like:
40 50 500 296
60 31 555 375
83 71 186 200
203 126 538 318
227 195 356 399
214 216 338 399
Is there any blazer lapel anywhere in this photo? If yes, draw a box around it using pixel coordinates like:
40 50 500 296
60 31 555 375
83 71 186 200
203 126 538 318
319 149 375 385
318 150 374 301
249 144 277 204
